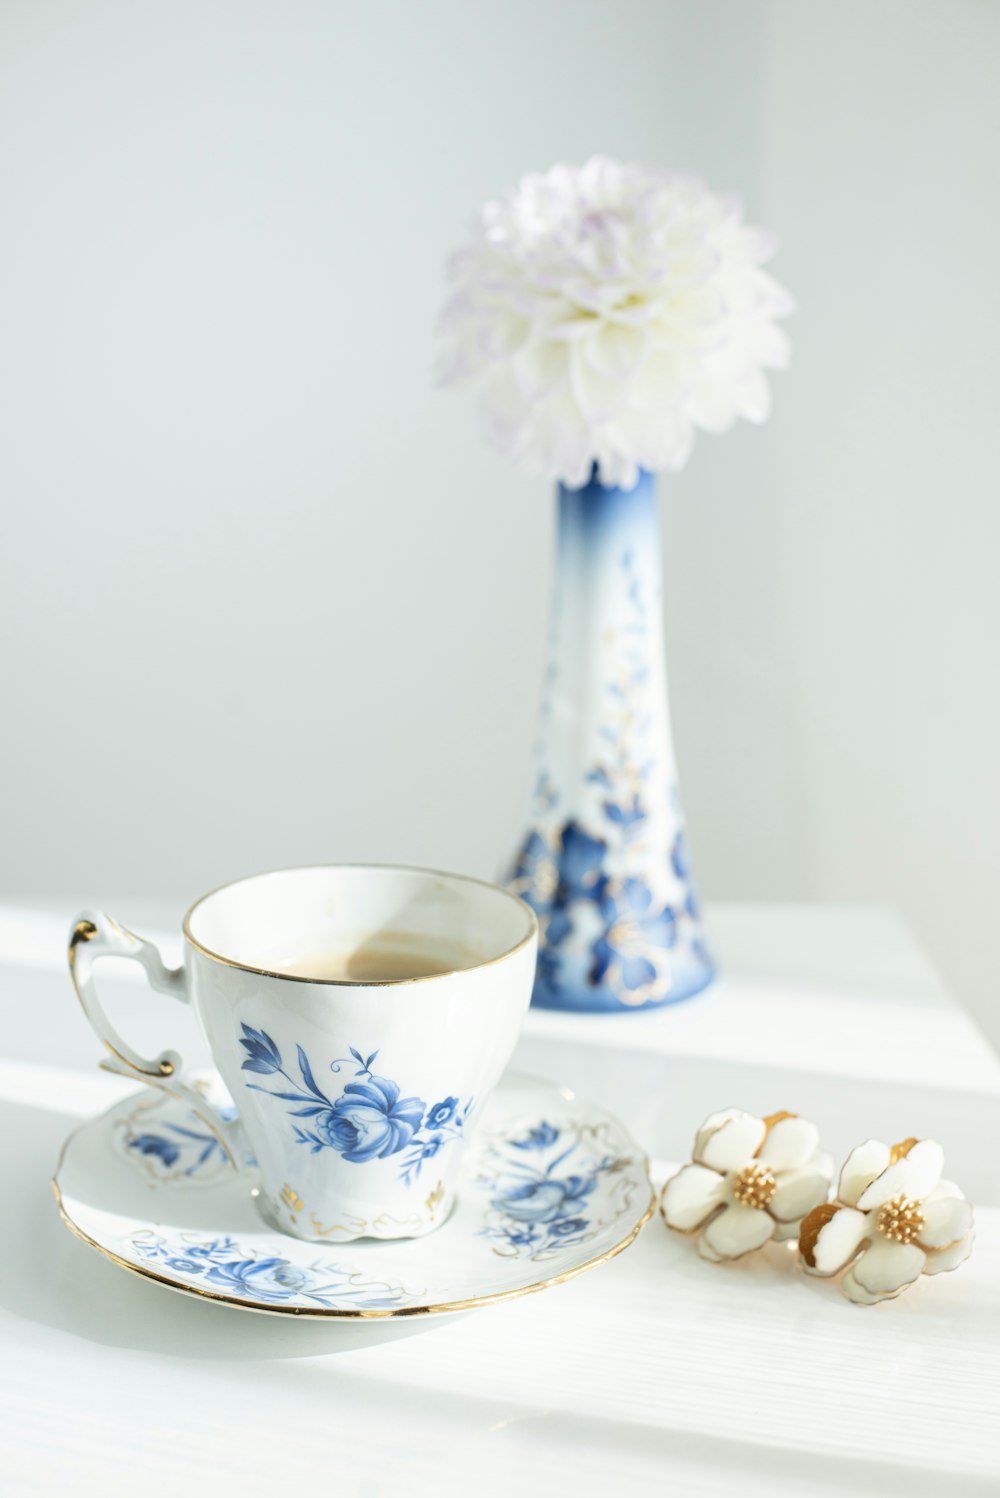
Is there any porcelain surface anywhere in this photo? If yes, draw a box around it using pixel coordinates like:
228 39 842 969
509 471 715 1012
68 864 537 1241
52 1072 654 1317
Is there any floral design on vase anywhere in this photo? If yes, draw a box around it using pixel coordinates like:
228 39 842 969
130 1231 411 1310
478 1116 642 1262
444 160 791 1012
239 1024 473 1185
509 468 714 1012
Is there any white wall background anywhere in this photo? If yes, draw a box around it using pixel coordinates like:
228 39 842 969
2 1 998 1041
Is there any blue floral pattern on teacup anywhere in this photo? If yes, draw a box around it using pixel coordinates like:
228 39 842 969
239 1026 473 1185
130 1232 410 1310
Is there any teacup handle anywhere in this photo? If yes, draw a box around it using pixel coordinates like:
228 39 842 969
68 910 245 1168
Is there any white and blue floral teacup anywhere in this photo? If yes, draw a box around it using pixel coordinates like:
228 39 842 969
69 864 538 1242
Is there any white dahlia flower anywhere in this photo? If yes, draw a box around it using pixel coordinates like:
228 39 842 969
439 156 793 490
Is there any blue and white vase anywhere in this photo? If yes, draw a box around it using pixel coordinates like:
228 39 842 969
509 468 715 1013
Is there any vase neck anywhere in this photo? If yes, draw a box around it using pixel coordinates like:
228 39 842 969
557 469 658 548
554 469 662 617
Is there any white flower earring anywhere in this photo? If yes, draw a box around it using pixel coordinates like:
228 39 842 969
798 1137 975 1304
661 1109 834 1261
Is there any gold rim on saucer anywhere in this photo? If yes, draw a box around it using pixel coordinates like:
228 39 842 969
50 1093 655 1320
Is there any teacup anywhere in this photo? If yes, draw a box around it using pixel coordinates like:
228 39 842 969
69 864 538 1242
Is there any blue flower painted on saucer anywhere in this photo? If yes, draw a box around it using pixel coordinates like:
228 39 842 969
127 1121 230 1176
478 1116 635 1261
56 1074 653 1317
512 1121 560 1151
496 1174 596 1226
117 1097 249 1183
238 1025 474 1185
131 1232 409 1310
129 1133 181 1167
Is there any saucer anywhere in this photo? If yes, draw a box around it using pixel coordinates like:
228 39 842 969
52 1072 654 1318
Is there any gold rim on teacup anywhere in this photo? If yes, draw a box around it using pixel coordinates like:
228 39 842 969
181 861 539 987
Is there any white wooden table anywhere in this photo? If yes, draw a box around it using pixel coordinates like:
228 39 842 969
1 901 998 1497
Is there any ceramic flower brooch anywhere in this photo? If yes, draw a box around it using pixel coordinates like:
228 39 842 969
662 1110 975 1306
661 1109 833 1260
799 1137 975 1304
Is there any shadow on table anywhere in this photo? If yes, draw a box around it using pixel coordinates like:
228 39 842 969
0 1097 452 1359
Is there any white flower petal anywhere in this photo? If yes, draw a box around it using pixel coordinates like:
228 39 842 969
696 1113 766 1172
606 404 693 476
512 339 569 402
570 348 630 422
918 1195 973 1250
838 1139 891 1207
440 158 791 485
806 1206 870 1275
750 320 791 369
926 1178 964 1203
547 309 606 343
841 1267 895 1306
480 311 531 362
752 267 796 317
530 386 593 485
585 322 649 379
852 1238 925 1295
923 1231 975 1275
735 369 771 423
769 1164 832 1224
661 1163 727 1232
813 1149 835 1181
686 375 740 434
857 1141 944 1212
700 1202 775 1259
632 348 692 407
758 1117 819 1172
692 1109 744 1159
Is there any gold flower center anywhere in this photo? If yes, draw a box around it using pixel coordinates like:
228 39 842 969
733 1163 777 1210
877 1194 924 1244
